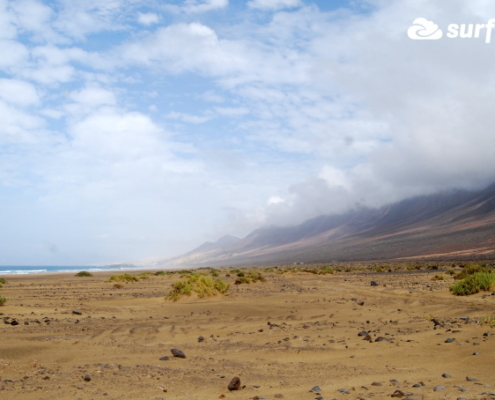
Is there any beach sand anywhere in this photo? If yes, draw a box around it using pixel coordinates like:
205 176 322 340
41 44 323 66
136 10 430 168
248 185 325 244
0 265 494 399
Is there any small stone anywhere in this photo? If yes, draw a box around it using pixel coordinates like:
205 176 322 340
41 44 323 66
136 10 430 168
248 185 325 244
310 386 322 392
10 319 19 326
357 301 365 306
370 281 379 286
371 382 382 386
159 356 169 361
337 388 350 394
433 385 445 392
445 338 455 343
442 373 451 378
391 390 405 398
358 331 369 337
170 349 186 358
228 376 241 391
83 375 91 382
72 310 83 315
466 376 477 382
473 352 479 356
198 335 205 342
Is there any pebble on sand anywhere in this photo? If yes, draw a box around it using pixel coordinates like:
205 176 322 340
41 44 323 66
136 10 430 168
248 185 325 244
170 349 186 358
228 376 241 391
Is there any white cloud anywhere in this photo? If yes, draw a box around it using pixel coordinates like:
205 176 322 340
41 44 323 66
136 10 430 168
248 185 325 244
247 0 302 11
0 79 39 106
137 12 160 25
165 0 229 14
166 111 211 124
0 39 29 69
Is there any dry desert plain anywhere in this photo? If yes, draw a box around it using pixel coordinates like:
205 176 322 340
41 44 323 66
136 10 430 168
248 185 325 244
0 264 495 400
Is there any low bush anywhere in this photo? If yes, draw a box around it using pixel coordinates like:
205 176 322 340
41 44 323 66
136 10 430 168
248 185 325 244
0 278 7 284
450 272 495 296
165 274 230 301
478 316 495 328
431 274 445 281
106 273 139 283
234 271 266 285
454 264 492 280
75 271 93 277
0 295 6 306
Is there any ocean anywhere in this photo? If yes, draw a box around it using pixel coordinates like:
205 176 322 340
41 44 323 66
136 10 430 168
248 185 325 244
0 265 143 275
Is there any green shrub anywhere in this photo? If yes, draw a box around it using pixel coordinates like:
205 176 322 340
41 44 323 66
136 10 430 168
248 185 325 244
454 265 491 280
432 274 445 281
106 273 139 283
234 271 266 285
450 272 495 296
478 316 495 328
0 295 6 306
154 271 168 276
0 278 7 284
75 271 93 277
165 274 230 302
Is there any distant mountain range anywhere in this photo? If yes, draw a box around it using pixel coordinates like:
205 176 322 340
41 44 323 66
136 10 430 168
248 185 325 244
148 182 495 268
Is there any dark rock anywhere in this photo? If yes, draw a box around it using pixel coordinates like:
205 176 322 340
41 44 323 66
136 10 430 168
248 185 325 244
72 310 83 315
473 352 479 356
10 319 19 326
370 281 379 287
357 331 369 337
433 385 445 391
228 376 241 391
466 376 477 382
442 373 451 378
170 349 186 358
83 375 91 382
444 338 455 343
310 386 322 392
391 390 405 398
357 301 365 306
371 382 382 386
375 336 392 342
363 334 373 342
159 356 169 361
198 335 205 342
338 388 350 394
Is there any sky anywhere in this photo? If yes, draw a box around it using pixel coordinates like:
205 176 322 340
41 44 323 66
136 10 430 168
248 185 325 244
1 0 495 266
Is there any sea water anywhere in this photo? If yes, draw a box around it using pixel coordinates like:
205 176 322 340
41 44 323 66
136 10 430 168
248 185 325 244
0 265 140 275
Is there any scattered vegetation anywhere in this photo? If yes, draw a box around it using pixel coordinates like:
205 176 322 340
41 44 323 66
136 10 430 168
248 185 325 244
0 278 7 284
165 274 230 302
235 271 266 285
454 264 492 280
75 271 93 277
450 272 495 296
431 274 445 281
301 266 334 275
478 316 495 328
0 295 6 306
106 273 140 283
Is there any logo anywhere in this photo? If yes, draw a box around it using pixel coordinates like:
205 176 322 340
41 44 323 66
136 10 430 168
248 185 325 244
408 17 443 40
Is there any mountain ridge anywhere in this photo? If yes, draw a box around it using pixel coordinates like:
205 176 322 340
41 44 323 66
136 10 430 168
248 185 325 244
149 183 495 268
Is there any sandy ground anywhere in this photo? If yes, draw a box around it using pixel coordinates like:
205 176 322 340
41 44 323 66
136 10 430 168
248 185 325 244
0 266 494 400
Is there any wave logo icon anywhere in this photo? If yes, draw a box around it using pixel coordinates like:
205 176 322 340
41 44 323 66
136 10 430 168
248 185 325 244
408 18 443 40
